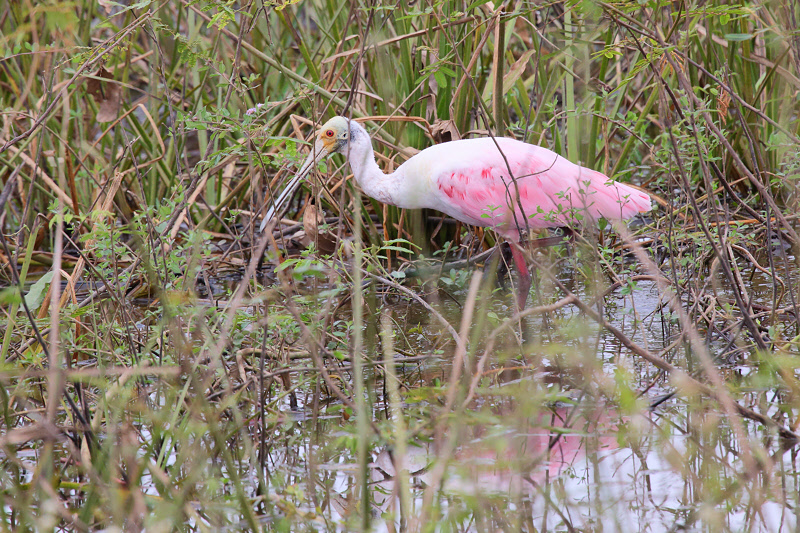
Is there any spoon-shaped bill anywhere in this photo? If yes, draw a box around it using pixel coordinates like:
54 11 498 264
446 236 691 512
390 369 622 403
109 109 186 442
259 141 328 232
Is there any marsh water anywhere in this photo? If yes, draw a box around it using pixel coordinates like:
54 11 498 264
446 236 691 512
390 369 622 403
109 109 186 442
201 251 799 531
9 245 800 532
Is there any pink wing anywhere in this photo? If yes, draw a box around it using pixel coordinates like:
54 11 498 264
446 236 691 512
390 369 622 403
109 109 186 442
430 139 651 240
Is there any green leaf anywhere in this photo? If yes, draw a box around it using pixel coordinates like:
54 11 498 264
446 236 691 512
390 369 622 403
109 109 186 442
466 0 487 12
433 69 447 89
724 33 753 41
620 280 638 296
439 66 457 78
381 238 417 247
0 287 22 305
101 0 153 19
25 271 55 311
380 245 417 254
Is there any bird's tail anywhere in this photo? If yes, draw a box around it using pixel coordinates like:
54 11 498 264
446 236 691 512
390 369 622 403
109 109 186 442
615 181 652 217
584 168 652 221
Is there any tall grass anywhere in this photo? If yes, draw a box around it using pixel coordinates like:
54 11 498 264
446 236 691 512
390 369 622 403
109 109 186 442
1 0 800 530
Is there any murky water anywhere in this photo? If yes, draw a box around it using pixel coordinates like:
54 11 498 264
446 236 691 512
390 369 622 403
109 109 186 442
189 252 796 531
7 244 799 531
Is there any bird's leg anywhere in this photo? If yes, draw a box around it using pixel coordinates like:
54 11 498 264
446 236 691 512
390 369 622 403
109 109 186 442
510 229 575 309
483 243 514 290
500 243 515 288
560 227 575 256
528 227 574 248
510 243 531 310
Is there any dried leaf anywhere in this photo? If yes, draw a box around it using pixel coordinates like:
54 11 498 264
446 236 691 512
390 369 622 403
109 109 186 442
431 119 461 144
303 198 338 254
659 51 685 77
503 48 536 91
717 88 731 120
86 66 121 123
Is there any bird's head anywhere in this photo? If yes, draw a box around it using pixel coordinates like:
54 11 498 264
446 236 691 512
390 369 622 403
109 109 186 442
258 116 361 231
314 116 351 156
294 116 354 181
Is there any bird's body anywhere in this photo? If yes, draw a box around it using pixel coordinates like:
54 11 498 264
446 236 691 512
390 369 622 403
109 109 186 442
262 116 652 308
364 137 649 238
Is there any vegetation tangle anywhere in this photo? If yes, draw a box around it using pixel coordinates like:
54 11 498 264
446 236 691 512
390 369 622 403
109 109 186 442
1 0 799 531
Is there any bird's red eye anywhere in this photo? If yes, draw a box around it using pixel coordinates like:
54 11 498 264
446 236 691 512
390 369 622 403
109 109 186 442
325 130 334 137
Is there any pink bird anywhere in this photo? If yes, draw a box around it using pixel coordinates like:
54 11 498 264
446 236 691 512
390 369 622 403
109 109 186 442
261 116 652 308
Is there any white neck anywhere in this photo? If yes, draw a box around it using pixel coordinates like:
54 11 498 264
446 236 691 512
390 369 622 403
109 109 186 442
345 122 416 209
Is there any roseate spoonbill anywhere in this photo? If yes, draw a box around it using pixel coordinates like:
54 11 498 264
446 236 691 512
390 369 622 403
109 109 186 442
261 116 652 308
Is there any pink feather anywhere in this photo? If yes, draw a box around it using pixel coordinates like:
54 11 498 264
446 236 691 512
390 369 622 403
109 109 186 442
406 137 651 241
